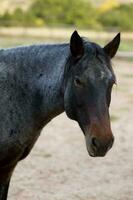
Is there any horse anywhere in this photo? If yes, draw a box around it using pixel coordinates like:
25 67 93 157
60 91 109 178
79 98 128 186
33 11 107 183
0 30 120 199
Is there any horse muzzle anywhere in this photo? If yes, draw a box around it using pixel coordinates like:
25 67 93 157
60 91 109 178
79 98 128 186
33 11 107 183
84 120 114 157
85 134 114 157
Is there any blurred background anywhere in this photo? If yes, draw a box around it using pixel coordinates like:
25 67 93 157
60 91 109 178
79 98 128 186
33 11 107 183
1 0 133 200
0 0 133 51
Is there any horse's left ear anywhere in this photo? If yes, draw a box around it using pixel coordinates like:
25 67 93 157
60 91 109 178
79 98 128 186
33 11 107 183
103 33 121 58
70 30 84 59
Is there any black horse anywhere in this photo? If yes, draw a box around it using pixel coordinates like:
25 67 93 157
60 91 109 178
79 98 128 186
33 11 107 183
0 31 120 199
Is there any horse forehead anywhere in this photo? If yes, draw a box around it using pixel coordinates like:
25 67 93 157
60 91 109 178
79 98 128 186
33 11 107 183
83 65 112 82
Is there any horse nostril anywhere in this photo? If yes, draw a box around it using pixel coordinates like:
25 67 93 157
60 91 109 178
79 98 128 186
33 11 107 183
91 137 100 151
90 135 114 155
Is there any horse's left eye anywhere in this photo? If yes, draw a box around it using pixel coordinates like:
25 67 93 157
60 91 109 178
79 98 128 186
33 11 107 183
74 76 84 87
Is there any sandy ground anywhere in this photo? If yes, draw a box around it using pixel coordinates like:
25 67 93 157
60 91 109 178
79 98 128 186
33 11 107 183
9 59 133 200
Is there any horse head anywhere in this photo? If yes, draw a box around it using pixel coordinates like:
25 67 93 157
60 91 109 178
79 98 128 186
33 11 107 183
64 31 120 157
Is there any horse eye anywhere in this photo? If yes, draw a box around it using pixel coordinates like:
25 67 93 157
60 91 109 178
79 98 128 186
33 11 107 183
74 77 84 87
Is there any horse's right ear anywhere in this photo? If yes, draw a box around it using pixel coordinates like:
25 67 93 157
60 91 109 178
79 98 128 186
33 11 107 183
103 33 121 58
70 31 84 59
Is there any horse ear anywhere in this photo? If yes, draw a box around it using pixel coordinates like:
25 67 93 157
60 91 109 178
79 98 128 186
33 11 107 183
70 30 84 59
103 33 121 58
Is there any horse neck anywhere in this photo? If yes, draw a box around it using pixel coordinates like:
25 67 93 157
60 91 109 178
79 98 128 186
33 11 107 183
34 43 70 124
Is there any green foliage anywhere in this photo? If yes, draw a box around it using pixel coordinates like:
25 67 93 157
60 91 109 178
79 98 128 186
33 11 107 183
99 4 133 31
0 12 13 26
0 0 100 28
0 0 133 31
29 0 99 28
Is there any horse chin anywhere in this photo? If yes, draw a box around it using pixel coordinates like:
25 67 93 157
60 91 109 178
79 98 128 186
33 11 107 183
87 148 106 157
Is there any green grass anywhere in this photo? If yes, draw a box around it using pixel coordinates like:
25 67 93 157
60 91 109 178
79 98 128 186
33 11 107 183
119 41 133 52
0 37 45 48
96 39 133 52
110 114 119 122
0 35 58 48
122 73 133 78
0 35 133 52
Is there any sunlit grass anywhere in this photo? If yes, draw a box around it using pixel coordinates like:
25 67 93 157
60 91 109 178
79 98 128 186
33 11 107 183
0 35 133 52
120 41 133 52
122 73 133 78
0 35 58 48
96 39 133 52
110 114 119 122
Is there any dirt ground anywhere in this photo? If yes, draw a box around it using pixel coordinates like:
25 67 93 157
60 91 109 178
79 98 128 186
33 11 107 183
9 59 133 200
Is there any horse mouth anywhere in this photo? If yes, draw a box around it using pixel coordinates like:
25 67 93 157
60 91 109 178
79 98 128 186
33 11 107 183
87 143 112 157
88 150 106 157
88 151 96 157
86 140 111 157
85 131 114 157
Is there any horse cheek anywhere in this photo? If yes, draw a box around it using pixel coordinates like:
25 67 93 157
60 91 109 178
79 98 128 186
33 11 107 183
64 83 77 120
